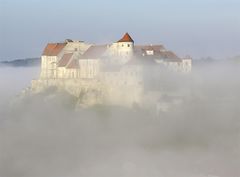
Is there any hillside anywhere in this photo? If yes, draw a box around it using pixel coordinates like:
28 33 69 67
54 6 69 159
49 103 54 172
0 58 40 67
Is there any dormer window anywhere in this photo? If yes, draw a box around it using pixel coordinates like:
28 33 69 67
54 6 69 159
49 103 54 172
146 50 154 55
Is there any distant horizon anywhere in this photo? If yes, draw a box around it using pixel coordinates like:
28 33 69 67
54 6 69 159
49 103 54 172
1 0 240 60
1 53 240 62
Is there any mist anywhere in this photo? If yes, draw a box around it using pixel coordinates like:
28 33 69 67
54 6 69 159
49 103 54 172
0 61 239 177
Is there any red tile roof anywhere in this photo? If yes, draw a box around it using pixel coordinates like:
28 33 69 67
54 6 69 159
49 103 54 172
58 53 73 67
66 59 79 69
42 43 67 56
80 45 107 59
117 33 134 43
164 58 182 62
134 45 166 57
134 45 180 61
157 51 179 60
135 45 165 51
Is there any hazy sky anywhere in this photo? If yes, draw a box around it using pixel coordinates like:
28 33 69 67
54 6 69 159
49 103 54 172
0 0 240 60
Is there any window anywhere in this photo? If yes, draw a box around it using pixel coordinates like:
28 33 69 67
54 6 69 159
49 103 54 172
122 44 124 47
128 44 130 47
146 50 154 55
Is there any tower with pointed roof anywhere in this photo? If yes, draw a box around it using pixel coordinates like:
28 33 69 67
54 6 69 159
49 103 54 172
110 33 134 64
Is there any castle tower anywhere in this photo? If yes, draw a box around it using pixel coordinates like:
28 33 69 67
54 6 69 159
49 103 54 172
116 33 134 63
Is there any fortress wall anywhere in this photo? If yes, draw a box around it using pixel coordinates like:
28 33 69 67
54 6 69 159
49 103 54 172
31 76 144 108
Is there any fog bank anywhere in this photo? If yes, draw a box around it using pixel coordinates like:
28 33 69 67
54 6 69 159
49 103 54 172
0 62 239 177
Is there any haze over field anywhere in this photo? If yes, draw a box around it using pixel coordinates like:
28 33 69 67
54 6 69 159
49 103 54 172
0 61 239 177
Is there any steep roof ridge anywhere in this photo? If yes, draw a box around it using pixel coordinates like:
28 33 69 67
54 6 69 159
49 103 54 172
42 43 57 56
66 54 79 69
66 59 79 69
42 43 67 56
117 33 134 43
58 53 74 67
80 45 108 59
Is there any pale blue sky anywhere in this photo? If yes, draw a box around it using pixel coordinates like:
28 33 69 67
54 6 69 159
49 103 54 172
0 0 240 60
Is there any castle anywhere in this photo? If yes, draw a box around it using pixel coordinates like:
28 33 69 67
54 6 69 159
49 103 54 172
31 33 192 108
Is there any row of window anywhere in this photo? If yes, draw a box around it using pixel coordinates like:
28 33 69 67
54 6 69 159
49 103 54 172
121 44 131 47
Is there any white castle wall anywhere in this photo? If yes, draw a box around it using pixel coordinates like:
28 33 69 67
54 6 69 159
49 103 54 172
79 59 100 79
40 56 58 79
108 42 134 64
155 58 192 73
181 58 192 73
100 65 143 106
31 75 142 108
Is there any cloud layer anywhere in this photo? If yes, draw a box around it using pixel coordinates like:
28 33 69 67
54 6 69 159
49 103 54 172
0 62 239 177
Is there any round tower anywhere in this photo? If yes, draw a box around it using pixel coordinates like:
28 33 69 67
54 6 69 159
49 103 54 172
117 33 134 63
